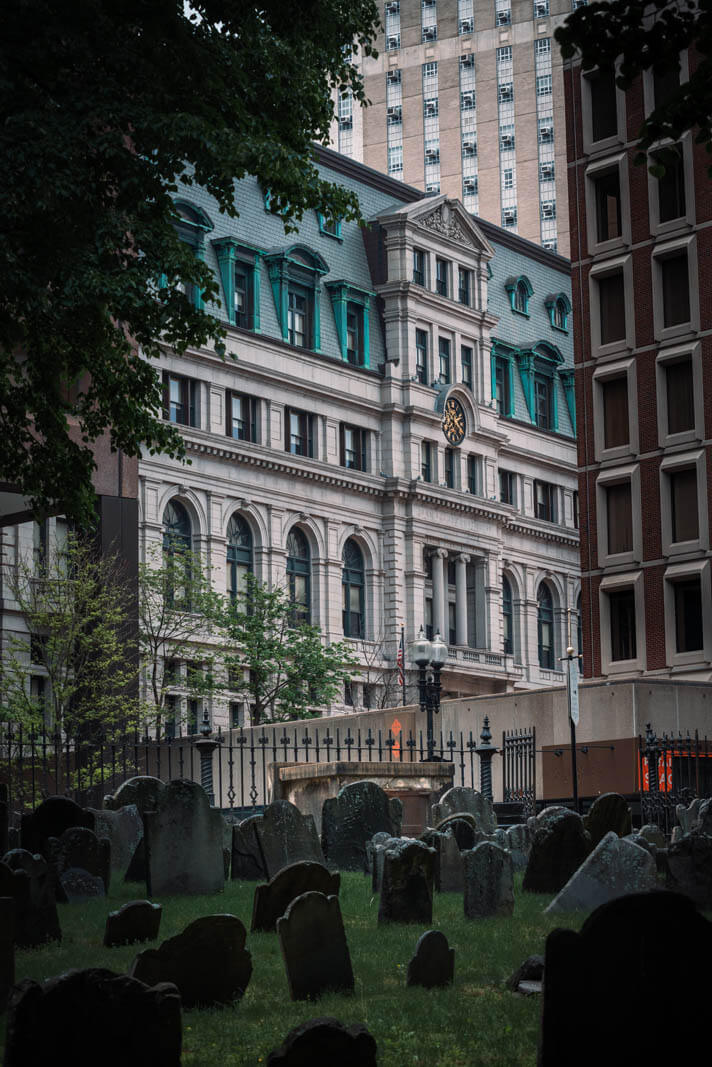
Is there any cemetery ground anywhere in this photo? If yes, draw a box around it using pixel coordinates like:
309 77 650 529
1 873 578 1066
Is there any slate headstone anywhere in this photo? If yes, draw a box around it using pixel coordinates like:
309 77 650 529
523 810 592 894
463 841 514 918
105 777 166 883
0 852 61 947
693 796 712 836
371 836 408 893
104 900 163 947
255 801 325 879
675 797 702 836
252 861 340 933
0 897 15 1011
321 781 402 872
378 839 435 925
89 806 143 877
277 892 354 1001
504 823 531 871
506 954 544 993
406 930 454 989
60 868 105 900
438 831 464 892
50 826 111 893
583 793 632 847
639 824 666 849
545 831 656 914
130 914 252 1008
665 833 712 908
433 814 477 851
232 816 267 881
539 892 712 1066
431 786 496 834
366 831 392 875
20 796 94 856
267 1017 377 1067
144 779 224 896
4 967 181 1067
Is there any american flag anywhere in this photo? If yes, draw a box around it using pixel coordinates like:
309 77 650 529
396 625 405 686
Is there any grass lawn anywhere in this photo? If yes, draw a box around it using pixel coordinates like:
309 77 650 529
2 873 583 1066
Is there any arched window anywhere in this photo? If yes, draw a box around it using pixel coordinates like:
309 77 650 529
554 298 568 330
506 274 533 316
515 281 529 313
162 501 192 608
537 584 555 669
227 515 253 601
286 528 311 625
342 539 365 637
502 576 513 655
577 593 583 673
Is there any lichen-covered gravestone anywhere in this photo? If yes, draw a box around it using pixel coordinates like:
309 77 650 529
49 826 111 893
144 779 224 896
4 968 182 1067
231 815 267 881
255 801 324 879
432 814 477 851
267 1017 378 1067
130 914 252 1008
406 930 454 989
252 861 340 933
431 786 496 834
665 833 712 908
371 836 407 893
503 823 531 871
321 781 402 872
104 776 166 883
0 897 15 1011
378 839 435 925
523 810 592 894
0 851 61 947
104 900 162 948
438 831 464 893
545 831 656 915
277 892 354 1001
583 793 632 848
463 842 514 918
88 805 143 877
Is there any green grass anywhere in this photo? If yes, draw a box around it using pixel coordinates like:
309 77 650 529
2 874 583 1066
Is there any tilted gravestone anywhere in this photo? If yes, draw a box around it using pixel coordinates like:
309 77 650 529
406 930 454 989
545 831 656 915
523 810 592 894
144 779 224 896
463 842 514 919
20 796 94 857
0 852 61 947
255 801 325 879
438 831 464 893
252 861 340 933
583 793 632 848
431 786 496 834
506 954 544 994
232 816 267 882
130 914 252 1009
277 892 354 1001
88 805 143 877
0 897 15 1011
49 826 111 893
538 892 712 1066
267 1018 378 1067
4 968 181 1067
60 868 105 900
378 839 435 925
104 777 166 883
321 781 402 872
104 900 163 948
665 833 712 909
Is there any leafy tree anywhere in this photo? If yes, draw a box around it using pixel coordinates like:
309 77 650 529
556 0 712 169
219 576 358 725
1 0 380 526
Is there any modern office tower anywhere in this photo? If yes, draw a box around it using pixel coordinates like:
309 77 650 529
564 48 712 681
332 0 579 255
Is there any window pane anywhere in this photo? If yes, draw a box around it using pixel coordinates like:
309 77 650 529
666 359 694 435
606 482 633 554
674 578 703 652
610 589 636 660
594 170 621 242
661 253 690 328
598 273 626 345
589 68 617 142
671 468 698 542
657 149 686 223
602 376 629 448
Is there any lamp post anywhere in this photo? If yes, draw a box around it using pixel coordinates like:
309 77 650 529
560 644 579 813
411 626 448 761
193 709 221 807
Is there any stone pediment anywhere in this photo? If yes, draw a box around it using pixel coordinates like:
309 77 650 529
413 197 494 258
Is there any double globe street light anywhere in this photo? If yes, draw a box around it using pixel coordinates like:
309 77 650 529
411 626 448 762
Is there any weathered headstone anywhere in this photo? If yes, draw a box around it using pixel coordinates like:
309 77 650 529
506 954 544 993
539 892 712 1066
431 786 496 834
504 823 531 871
105 777 166 884
0 852 61 947
545 831 656 914
639 824 666 849
463 842 514 918
89 806 143 877
20 796 94 856
0 897 15 1011
378 839 435 925
523 810 592 894
665 833 712 908
676 797 703 836
50 826 111 893
4 968 181 1066
371 836 407 893
130 914 252 1008
406 930 454 988
322 781 401 872
104 900 163 947
438 831 464 892
366 831 392 874
277 892 354 1001
144 779 224 896
60 868 105 900
231 816 267 881
433 814 477 851
583 793 632 847
255 801 325 879
267 1018 377 1067
252 861 340 933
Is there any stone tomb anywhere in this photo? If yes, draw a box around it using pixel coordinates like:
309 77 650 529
431 786 496 834
277 892 354 1001
130 914 252 1009
104 900 163 948
321 781 402 872
0 852 61 947
545 831 656 915
4 968 181 1067
378 839 435 925
267 1017 378 1067
252 861 340 933
254 800 325 879
144 779 224 896
406 930 454 989
463 842 514 919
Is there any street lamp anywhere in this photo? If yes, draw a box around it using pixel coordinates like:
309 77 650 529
411 626 448 761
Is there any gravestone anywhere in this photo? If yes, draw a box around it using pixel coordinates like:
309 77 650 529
130 914 252 1008
255 801 325 879
267 1018 377 1067
406 930 454 989
89 806 143 877
378 839 435 925
504 824 531 871
463 842 514 919
639 824 666 849
0 852 61 947
105 777 165 883
321 781 401 872
104 900 162 947
277 892 354 1001
144 779 224 896
583 793 632 848
438 831 464 893
231 816 267 881
252 862 340 933
60 868 105 900
538 892 712 1066
371 836 407 893
50 826 111 893
0 897 14 1011
545 831 656 914
675 797 703 836
523 810 592 894
366 831 393 876
431 786 496 834
506 954 544 994
4 968 181 1067
20 796 94 857
433 814 477 851
665 833 712 908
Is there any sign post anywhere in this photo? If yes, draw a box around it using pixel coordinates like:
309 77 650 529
563 645 579 813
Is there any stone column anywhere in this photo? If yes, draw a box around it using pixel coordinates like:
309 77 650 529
455 553 470 646
432 549 447 638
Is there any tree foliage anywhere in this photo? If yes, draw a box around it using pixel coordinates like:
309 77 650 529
556 0 712 168
0 0 380 525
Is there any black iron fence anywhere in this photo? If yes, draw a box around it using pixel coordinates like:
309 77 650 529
501 727 536 817
638 724 712 834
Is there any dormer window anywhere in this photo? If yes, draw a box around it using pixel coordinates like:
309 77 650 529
325 280 374 368
505 275 533 316
212 237 263 331
288 287 309 347
171 200 213 310
545 292 572 332
265 245 329 352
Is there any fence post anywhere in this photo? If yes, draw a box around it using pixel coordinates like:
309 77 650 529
476 716 497 802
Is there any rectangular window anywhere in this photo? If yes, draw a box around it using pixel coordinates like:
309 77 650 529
421 441 433 482
226 391 257 442
458 268 471 306
187 699 199 735
164 695 177 739
425 596 433 640
413 248 425 286
534 480 557 522
163 373 198 427
534 374 552 430
598 272 626 346
285 408 314 458
654 66 679 109
461 345 473 389
594 169 622 242
234 268 250 328
230 701 244 729
288 287 309 347
436 258 449 297
661 252 690 328
573 490 580 529
536 74 552 96
415 329 428 383
500 469 515 505
609 589 636 660
670 467 698 542
346 302 364 365
448 601 457 646
467 454 481 495
589 68 618 142
606 482 633 554
445 448 455 488
656 148 686 223
602 376 629 448
674 577 703 652
438 338 451 384
495 357 511 416
340 424 367 471
666 359 695 435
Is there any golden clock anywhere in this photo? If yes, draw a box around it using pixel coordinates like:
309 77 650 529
441 397 466 445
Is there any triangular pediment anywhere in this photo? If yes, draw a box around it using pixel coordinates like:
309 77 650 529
378 195 495 259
